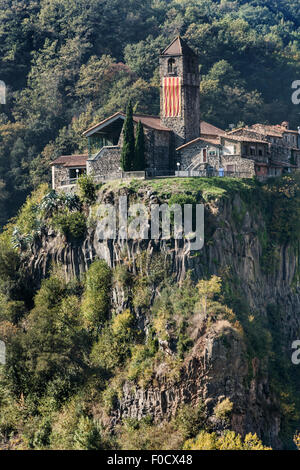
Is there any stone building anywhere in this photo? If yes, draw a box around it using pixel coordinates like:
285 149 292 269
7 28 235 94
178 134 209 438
51 36 300 189
226 122 300 177
159 36 200 147
83 112 173 180
50 154 88 189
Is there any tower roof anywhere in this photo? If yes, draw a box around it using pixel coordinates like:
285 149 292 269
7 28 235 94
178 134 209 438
161 36 197 57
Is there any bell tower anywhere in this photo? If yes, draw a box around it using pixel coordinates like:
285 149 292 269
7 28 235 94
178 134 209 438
159 36 200 147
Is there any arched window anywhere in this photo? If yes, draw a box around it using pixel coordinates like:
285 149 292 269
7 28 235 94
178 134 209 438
168 58 175 73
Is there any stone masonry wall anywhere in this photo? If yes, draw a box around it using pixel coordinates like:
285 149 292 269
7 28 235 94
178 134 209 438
179 141 255 176
179 142 220 170
53 165 69 189
87 147 122 179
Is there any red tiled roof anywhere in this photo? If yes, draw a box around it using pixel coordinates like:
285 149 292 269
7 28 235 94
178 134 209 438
83 112 171 136
176 136 221 151
228 124 288 138
250 124 285 137
133 114 171 131
250 123 299 136
200 121 225 135
223 134 268 144
50 154 88 167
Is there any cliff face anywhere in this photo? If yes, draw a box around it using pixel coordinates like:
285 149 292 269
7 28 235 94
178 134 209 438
24 186 300 448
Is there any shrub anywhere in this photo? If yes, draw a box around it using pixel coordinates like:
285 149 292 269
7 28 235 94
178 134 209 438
39 190 61 218
32 418 52 449
91 310 137 370
183 430 271 450
81 260 112 328
73 416 102 450
77 174 97 205
213 398 233 421
294 432 300 450
127 344 155 385
168 193 197 207
53 211 86 240
14 184 49 235
175 403 206 439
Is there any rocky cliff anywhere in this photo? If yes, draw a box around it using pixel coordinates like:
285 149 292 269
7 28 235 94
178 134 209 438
21 179 300 449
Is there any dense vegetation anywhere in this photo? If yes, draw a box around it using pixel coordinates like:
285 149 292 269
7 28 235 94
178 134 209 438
1 0 300 224
0 174 299 449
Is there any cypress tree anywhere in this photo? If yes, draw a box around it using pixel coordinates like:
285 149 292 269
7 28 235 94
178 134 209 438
121 101 134 171
133 120 145 171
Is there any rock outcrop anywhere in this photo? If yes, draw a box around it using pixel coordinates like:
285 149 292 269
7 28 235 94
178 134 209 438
24 188 300 448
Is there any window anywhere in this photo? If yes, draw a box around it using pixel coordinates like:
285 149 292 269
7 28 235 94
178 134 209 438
250 146 256 156
258 148 263 156
69 168 86 179
168 58 175 73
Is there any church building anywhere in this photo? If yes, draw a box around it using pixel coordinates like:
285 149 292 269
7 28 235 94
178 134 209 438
51 36 300 189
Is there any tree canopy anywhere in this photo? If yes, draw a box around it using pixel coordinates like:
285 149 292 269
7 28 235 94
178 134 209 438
1 0 300 224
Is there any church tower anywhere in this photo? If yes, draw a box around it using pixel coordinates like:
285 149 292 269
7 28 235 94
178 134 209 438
159 36 200 147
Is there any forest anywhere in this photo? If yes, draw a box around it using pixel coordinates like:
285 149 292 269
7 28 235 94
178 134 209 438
1 0 300 224
1 0 300 451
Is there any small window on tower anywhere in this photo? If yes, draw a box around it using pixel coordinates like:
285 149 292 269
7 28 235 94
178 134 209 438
168 58 175 73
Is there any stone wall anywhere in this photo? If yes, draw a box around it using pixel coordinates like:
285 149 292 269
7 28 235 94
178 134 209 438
53 165 70 189
179 141 220 170
179 140 255 176
229 129 294 164
220 154 255 176
87 146 122 179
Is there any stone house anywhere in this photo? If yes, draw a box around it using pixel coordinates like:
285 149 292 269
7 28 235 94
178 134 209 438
227 122 300 176
50 154 88 189
177 132 269 178
83 112 174 181
50 36 300 189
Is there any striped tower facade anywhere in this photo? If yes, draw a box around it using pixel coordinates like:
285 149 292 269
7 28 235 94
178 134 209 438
159 37 200 148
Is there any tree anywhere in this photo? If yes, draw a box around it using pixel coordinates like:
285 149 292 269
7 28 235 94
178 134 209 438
183 430 272 450
133 120 145 171
81 260 112 329
121 101 135 171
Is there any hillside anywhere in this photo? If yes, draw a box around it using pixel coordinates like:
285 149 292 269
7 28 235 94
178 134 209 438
0 175 299 449
2 0 300 225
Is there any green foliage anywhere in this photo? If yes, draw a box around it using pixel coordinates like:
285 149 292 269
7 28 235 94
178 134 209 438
5 271 91 402
40 191 82 217
91 309 138 371
81 260 112 328
168 193 197 207
53 211 87 240
133 121 145 171
121 101 135 171
1 0 300 229
32 418 52 449
183 430 271 450
77 174 97 205
73 416 102 450
213 398 233 422
13 184 49 236
175 403 206 439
